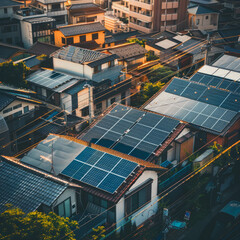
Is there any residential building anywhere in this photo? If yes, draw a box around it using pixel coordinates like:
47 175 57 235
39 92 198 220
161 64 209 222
0 0 22 46
31 0 68 24
143 55 240 148
112 0 188 34
0 116 10 155
26 68 93 118
0 156 80 218
51 46 129 113
20 133 167 235
13 7 56 48
53 22 105 48
188 5 219 31
104 42 147 69
79 104 195 165
67 3 105 25
27 41 60 56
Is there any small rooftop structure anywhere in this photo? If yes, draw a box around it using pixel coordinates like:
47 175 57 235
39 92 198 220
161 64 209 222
0 93 15 112
58 22 105 37
24 16 56 24
212 55 240 73
188 5 217 15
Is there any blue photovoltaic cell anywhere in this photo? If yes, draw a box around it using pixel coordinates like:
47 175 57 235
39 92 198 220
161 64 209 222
192 114 208 126
166 78 189 95
84 151 105 165
190 73 204 82
144 129 169 145
127 124 151 139
81 167 107 186
131 141 157 160
97 131 121 148
209 77 222 87
199 88 228 106
199 75 212 85
212 120 229 132
201 117 217 129
183 111 198 122
98 174 125 194
111 119 133 133
109 105 130 118
219 80 231 89
113 142 134 155
201 105 217 115
174 108 190 119
73 164 91 180
75 147 96 162
211 108 226 118
81 126 107 144
138 113 163 127
221 94 240 112
181 83 206 100
61 160 83 177
112 159 138 177
97 115 119 129
123 109 144 122
95 154 121 171
155 117 179 132
221 110 237 122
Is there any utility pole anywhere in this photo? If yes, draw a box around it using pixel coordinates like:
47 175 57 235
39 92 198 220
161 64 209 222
84 84 94 124
205 33 211 65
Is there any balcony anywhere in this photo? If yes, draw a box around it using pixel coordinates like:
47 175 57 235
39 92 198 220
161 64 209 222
37 0 67 4
13 7 46 20
161 13 178 21
112 1 129 14
160 25 177 32
130 11 152 22
129 22 152 33
47 8 67 16
129 0 152 10
162 1 179 9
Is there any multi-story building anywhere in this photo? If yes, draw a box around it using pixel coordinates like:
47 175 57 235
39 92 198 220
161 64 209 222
31 0 68 24
112 0 188 34
0 0 22 46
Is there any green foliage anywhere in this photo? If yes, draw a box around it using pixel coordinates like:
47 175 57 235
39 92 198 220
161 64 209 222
0 61 30 88
0 205 78 240
36 54 47 61
92 226 106 240
142 81 165 101
127 38 146 48
147 65 174 83
146 51 158 61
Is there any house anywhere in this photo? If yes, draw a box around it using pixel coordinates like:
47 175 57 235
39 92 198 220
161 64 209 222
31 0 68 24
0 0 22 46
143 56 240 148
0 116 10 155
112 0 188 34
79 104 195 165
20 133 167 234
0 156 80 217
27 41 60 57
13 7 56 48
51 45 131 114
188 5 219 31
104 43 148 70
26 68 93 118
67 3 105 25
53 22 105 48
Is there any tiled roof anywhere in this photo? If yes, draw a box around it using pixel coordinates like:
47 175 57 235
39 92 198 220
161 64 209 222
0 43 24 60
69 3 102 10
0 0 22 7
52 45 118 66
108 43 147 60
69 3 105 16
0 93 15 111
28 41 60 56
0 158 68 213
59 22 105 37
188 5 217 15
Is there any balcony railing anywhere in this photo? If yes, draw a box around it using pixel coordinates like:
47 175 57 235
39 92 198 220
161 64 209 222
49 7 66 12
162 1 179 9
112 2 129 13
129 0 153 10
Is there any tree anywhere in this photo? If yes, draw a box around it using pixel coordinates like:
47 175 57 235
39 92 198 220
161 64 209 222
0 61 30 88
127 38 146 48
0 205 78 240
147 65 174 83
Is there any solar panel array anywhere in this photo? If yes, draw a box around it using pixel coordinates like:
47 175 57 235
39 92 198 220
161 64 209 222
61 147 138 194
27 69 74 90
81 105 179 160
145 78 239 133
212 55 240 72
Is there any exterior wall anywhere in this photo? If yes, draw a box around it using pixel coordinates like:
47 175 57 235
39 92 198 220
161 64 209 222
54 29 105 47
116 170 158 229
77 87 94 118
0 21 21 46
70 13 104 25
61 93 72 113
20 21 33 48
145 44 161 56
179 136 194 162
52 188 77 216
0 7 14 18
188 13 219 31
0 100 36 119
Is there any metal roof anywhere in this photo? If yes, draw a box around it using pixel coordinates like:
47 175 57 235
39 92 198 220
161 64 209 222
212 55 240 73
0 93 15 111
0 0 22 7
0 116 8 134
0 160 67 213
59 22 105 37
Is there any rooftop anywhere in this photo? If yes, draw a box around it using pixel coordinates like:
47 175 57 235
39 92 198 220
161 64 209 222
188 5 217 15
27 41 60 56
58 22 105 37
0 157 68 213
0 92 15 111
0 43 25 60
221 201 240 219
0 0 22 8
212 55 240 72
68 3 105 16
26 69 85 92
24 16 56 24
0 116 8 134
52 45 118 67
108 43 147 60
79 104 182 161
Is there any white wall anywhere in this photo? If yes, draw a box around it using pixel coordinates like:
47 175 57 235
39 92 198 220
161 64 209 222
61 93 72 113
0 7 14 18
53 188 77 216
0 100 36 118
20 21 33 48
115 170 159 229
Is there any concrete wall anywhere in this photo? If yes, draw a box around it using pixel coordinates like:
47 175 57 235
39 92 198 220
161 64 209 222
70 13 104 24
0 7 14 18
116 170 158 229
20 21 33 48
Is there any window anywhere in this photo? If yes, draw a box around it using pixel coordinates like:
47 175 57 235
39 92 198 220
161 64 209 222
110 97 115 104
24 106 29 113
92 33 99 40
4 8 7 14
67 37 74 45
13 110 22 118
125 180 152 215
96 102 102 111
94 65 101 73
206 16 209 20
196 19 200 25
80 35 86 42
62 37 65 44
2 26 11 33
3 107 12 114
81 106 89 117
12 25 17 32
108 60 114 68
13 104 22 110
54 198 72 218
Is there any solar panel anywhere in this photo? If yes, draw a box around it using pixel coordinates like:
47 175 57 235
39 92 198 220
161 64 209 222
61 147 138 194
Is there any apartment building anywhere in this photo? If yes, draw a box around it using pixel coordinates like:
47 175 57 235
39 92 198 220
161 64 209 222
31 0 68 24
112 0 188 34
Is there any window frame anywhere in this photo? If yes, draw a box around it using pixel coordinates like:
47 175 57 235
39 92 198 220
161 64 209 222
92 33 99 40
67 37 74 45
80 35 86 42
54 197 72 218
61 37 66 44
